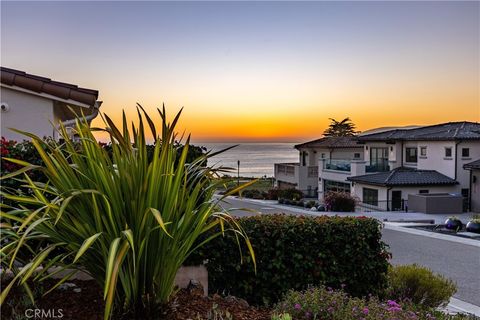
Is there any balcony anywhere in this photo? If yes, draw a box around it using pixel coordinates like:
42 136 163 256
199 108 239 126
319 159 392 183
366 161 390 173
324 159 351 172
274 162 300 185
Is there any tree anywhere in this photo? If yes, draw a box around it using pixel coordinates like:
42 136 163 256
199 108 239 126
323 117 358 137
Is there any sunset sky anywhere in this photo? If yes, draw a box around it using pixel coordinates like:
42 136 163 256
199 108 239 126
1 1 479 142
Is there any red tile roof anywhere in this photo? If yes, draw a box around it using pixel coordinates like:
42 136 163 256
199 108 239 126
1 67 99 107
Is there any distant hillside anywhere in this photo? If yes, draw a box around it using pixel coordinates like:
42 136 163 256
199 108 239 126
359 125 421 136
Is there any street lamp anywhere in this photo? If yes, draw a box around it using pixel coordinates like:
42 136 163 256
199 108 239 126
237 160 240 186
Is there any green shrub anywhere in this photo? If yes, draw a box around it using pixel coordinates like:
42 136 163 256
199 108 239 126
278 188 304 201
266 188 281 200
273 286 473 320
324 191 357 212
386 264 457 308
241 189 264 199
1 107 254 320
186 214 390 305
305 200 317 209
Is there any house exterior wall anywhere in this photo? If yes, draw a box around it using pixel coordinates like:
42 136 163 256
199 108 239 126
456 141 480 191
362 140 480 192
416 141 456 178
351 182 457 211
295 146 363 197
469 169 480 213
1 87 56 140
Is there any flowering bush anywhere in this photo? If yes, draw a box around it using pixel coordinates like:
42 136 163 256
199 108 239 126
273 286 474 320
386 264 457 308
1 137 49 197
324 191 358 212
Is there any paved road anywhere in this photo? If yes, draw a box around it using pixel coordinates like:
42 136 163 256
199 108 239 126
217 196 480 306
382 229 480 306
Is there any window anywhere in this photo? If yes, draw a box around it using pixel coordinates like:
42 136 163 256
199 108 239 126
419 189 429 194
370 147 388 169
420 147 427 157
405 147 417 163
462 148 470 158
354 153 361 159
321 153 325 159
445 147 452 158
363 188 378 206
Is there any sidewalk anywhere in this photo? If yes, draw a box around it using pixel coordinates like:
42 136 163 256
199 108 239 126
235 197 475 224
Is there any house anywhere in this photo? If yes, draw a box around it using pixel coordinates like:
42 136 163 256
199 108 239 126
1 67 101 141
464 159 480 213
276 121 480 212
347 122 480 211
274 136 363 198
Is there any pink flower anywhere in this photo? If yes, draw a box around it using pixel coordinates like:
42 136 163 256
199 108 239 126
362 307 369 315
294 303 301 310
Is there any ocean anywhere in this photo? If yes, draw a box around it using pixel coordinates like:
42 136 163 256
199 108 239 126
199 143 299 178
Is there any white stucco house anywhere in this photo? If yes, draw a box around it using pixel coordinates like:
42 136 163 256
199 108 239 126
347 122 480 211
1 67 101 141
274 122 480 212
274 136 363 197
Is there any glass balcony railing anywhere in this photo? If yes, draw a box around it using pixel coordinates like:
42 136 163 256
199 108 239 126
366 162 390 173
324 159 351 172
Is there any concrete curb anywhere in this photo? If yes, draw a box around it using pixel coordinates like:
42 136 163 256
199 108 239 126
447 297 480 316
383 223 480 247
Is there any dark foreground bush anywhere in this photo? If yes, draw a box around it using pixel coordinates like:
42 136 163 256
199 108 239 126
186 214 390 305
386 264 457 308
324 191 357 212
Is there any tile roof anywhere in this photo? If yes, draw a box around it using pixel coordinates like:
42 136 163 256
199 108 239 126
347 167 458 187
357 122 480 142
1 67 99 107
295 136 362 149
464 159 480 170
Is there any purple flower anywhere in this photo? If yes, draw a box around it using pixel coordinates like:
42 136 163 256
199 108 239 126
305 312 311 318
387 300 401 308
294 303 301 310
388 306 402 312
362 307 369 315
327 307 334 313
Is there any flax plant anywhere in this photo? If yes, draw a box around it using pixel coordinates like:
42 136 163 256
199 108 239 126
0 106 255 319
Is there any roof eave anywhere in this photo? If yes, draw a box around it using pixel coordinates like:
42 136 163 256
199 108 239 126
1 83 94 108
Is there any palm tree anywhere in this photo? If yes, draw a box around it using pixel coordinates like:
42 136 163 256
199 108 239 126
323 117 358 137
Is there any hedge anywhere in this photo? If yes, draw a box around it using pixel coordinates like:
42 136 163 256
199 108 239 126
186 214 391 306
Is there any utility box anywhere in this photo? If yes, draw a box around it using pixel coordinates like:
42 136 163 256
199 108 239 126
408 193 463 214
